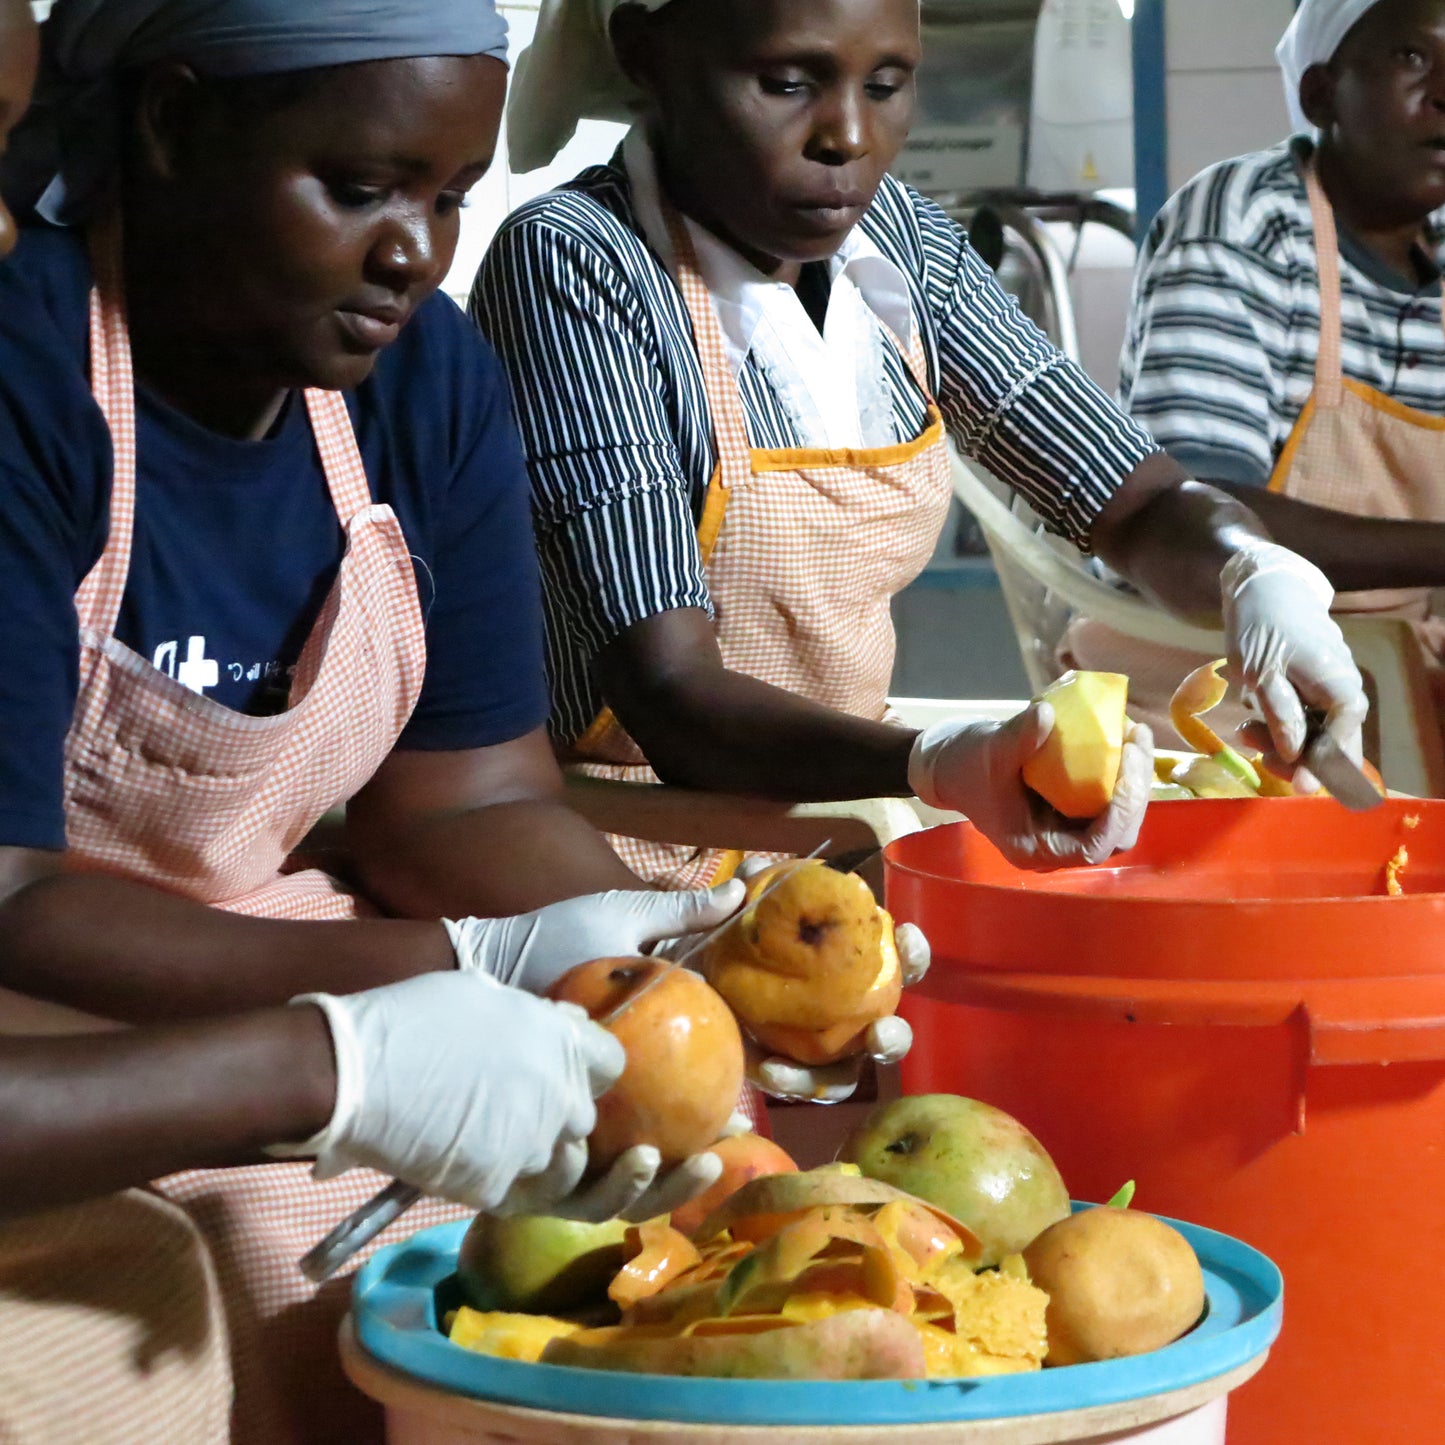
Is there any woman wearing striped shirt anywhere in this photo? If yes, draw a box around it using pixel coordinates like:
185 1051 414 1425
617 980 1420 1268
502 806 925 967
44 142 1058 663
475 0 1367 889
1116 0 1445 720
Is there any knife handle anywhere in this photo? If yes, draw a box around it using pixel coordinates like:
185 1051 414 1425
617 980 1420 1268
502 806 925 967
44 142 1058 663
298 1178 422 1284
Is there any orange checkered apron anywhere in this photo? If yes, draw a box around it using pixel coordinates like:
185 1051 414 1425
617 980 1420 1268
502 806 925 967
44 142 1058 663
566 211 953 890
0 226 468 1445
1066 155 1445 744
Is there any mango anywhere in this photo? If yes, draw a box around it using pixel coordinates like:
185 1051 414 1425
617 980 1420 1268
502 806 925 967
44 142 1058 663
548 957 745 1172
840 1095 1070 1269
701 860 902 1066
447 1307 580 1363
1021 671 1128 819
668 1133 799 1239
1022 1206 1206 1365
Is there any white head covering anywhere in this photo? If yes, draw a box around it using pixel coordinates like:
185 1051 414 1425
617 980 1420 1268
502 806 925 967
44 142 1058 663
1276 0 1382 134
3 0 510 224
507 0 673 174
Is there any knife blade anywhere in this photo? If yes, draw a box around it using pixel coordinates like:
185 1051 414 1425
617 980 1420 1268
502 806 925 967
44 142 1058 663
1301 710 1383 813
297 837 840 1283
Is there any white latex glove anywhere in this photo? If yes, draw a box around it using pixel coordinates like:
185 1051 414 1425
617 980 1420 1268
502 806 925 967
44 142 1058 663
749 922 932 1104
442 880 745 995
908 705 1155 869
273 971 727 1222
1220 540 1368 788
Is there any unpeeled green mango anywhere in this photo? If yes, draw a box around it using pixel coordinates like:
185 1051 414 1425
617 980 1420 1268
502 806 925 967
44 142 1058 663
839 1095 1070 1268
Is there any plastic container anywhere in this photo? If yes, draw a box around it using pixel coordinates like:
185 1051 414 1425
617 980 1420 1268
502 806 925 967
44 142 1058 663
342 1213 1279 1444
888 797 1445 1445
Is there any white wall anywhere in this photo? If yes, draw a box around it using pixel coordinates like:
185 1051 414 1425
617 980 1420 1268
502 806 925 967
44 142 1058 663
1163 0 1295 192
443 1 626 304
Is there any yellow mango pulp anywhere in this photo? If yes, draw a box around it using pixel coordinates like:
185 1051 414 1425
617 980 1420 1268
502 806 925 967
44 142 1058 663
1022 671 1129 819
447 1307 580 1362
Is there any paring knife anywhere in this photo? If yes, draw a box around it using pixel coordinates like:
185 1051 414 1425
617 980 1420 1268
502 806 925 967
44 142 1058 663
298 838 835 1284
1301 708 1383 813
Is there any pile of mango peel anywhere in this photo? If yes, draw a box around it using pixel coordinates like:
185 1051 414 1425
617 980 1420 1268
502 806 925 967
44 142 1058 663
447 1168 1049 1381
1155 659 1306 801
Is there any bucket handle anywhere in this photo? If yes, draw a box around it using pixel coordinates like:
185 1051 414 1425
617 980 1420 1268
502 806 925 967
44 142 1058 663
926 972 1445 1068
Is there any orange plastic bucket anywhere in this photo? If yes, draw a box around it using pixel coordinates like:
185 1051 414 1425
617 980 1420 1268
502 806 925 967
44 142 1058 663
886 797 1445 1445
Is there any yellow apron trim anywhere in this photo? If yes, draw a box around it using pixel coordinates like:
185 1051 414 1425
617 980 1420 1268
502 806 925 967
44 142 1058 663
1338 377 1445 430
1268 395 1318 492
750 410 945 474
697 464 731 565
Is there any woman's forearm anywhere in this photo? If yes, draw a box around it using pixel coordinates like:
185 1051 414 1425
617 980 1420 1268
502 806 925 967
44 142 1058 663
0 872 450 1023
1089 456 1273 622
1209 479 1445 591
0 1005 335 1217
599 617 919 799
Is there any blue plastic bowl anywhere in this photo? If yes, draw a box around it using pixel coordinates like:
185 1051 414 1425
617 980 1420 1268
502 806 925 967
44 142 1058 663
350 1208 1282 1428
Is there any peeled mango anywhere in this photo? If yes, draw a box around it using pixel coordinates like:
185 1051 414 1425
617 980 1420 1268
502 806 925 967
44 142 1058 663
839 1095 1071 1268
1021 671 1128 819
701 859 902 1066
1022 1206 1206 1365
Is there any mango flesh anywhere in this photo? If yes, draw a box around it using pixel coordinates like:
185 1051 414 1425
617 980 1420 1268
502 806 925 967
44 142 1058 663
1021 670 1128 820
840 1095 1070 1269
447 1307 580 1363
548 957 745 1172
702 860 902 1065
1022 1207 1206 1365
456 1213 628 1315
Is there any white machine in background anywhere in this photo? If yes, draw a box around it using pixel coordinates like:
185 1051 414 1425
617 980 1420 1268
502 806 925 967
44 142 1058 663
889 0 1141 702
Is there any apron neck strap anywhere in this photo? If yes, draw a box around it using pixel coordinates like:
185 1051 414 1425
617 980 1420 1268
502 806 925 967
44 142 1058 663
78 218 376 637
1301 156 1347 408
79 212 137 637
662 204 758 491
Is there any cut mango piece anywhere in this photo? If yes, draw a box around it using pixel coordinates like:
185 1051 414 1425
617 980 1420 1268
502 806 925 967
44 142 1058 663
447 1308 580 1362
1021 671 1128 819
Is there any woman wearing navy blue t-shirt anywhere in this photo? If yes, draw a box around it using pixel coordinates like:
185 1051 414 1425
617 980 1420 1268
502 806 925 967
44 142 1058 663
0 4 741 1438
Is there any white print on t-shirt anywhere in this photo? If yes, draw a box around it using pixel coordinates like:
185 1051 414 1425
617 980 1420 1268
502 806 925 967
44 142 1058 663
152 636 219 695
153 641 294 700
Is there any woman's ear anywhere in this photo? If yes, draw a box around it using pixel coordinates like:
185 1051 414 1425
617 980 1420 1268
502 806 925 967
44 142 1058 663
609 4 663 96
129 61 206 184
1298 63 1336 134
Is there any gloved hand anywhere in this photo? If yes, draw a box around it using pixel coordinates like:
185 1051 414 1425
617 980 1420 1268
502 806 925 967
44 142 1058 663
272 970 726 1222
443 880 746 995
748 921 932 1103
908 706 1155 869
1220 540 1368 788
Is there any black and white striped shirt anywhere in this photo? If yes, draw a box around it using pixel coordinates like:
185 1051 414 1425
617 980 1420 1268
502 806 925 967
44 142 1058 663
471 150 1160 744
1120 138 1445 487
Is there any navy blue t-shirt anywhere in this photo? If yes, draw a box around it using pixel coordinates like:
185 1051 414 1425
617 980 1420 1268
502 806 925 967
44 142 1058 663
0 226 550 850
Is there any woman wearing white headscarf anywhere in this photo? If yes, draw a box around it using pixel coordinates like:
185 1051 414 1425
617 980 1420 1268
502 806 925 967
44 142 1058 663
1113 0 1445 732
0 2 748 1439
475 0 1366 888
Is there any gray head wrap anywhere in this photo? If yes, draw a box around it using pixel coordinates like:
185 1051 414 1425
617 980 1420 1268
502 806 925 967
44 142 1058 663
3 0 510 225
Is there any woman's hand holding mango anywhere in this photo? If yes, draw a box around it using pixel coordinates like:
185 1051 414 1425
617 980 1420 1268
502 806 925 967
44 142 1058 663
443 880 746 993
271 971 629 1214
748 921 930 1103
908 706 1154 868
